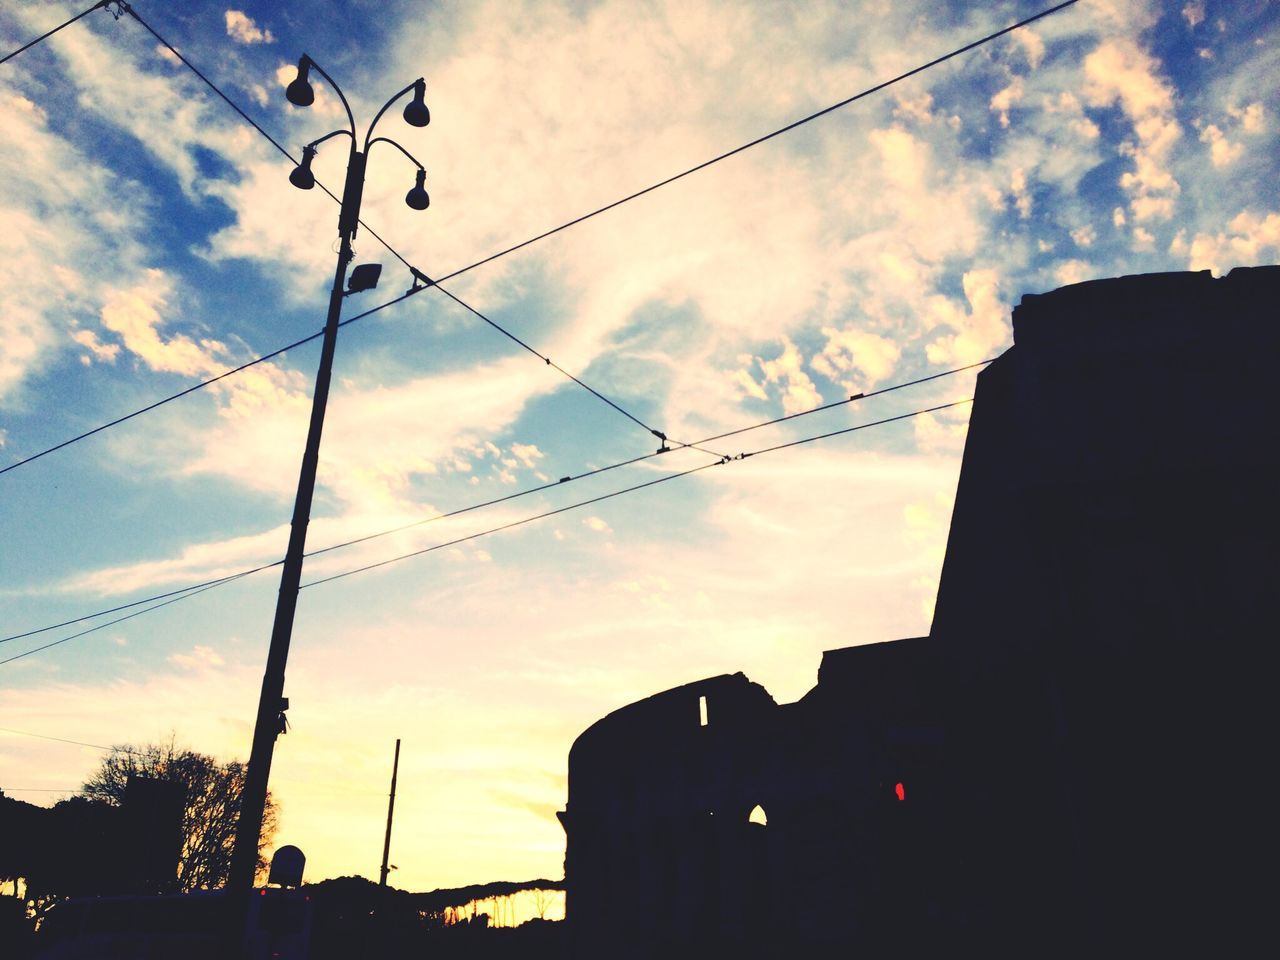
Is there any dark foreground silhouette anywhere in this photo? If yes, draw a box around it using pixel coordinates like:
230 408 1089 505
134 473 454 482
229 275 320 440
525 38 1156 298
560 267 1279 959
7 267 1276 958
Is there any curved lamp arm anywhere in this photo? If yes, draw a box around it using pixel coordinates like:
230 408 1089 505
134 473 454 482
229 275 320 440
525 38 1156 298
302 55 356 138
305 128 355 152
363 79 423 152
366 136 426 171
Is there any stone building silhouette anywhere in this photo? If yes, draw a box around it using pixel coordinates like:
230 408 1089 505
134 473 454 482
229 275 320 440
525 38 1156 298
558 267 1278 957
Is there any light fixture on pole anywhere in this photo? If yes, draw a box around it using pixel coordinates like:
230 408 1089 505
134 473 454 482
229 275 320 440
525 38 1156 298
228 52 431 897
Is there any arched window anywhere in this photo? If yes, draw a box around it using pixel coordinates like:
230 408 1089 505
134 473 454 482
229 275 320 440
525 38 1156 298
748 804 767 826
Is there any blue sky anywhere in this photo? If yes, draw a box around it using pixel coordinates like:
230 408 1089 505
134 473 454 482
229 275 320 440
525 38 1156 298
2 0 1277 895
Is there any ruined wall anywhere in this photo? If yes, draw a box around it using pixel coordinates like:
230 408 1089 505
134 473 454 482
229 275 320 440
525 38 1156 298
560 640 949 957
929 266 1280 951
561 267 1280 957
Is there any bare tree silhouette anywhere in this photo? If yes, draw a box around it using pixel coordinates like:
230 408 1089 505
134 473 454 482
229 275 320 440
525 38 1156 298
81 738 277 890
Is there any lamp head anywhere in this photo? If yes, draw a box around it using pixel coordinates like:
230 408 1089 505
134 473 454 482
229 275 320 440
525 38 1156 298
405 168 430 210
286 56 315 107
289 146 316 190
403 79 430 127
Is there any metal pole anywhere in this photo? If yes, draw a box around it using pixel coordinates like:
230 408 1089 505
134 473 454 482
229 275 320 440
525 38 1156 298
379 738 402 887
228 144 367 894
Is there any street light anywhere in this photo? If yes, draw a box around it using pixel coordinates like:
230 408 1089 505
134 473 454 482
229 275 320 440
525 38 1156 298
228 53 431 896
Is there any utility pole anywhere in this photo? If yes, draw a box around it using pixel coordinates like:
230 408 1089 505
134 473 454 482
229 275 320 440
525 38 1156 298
227 53 430 898
379 738 402 887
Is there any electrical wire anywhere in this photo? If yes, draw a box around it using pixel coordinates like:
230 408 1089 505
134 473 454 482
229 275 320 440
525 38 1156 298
0 574 249 667
0 725 118 753
1 392 975 664
424 0 1081 287
0 563 282 645
0 0 1076 475
299 398 973 590
0 0 109 66
125 4 667 439
301 457 727 590
2 359 987 645
0 5 666 474
0 288 421 478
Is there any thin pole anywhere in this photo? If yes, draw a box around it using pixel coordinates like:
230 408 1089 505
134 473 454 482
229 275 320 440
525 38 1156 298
379 738 402 887
227 143 367 895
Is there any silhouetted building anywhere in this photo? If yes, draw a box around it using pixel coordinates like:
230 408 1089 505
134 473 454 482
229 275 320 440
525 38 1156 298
559 267 1279 957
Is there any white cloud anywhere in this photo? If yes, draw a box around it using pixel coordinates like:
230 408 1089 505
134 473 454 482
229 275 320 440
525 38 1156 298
100 271 227 377
169 645 226 671
1187 210 1280 275
990 77 1024 128
583 516 612 534
1182 1 1206 28
510 443 544 468
925 270 1009 367
1083 39 1181 221
1228 102 1266 134
70 329 120 365
0 91 148 402
225 11 274 45
1015 28 1046 70
1054 259 1093 286
810 327 901 395
745 339 822 416
1071 225 1096 248
1199 123 1242 167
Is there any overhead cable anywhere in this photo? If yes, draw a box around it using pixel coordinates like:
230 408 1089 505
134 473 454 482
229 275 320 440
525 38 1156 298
1 394 974 664
126 4 667 438
424 1 1081 286
0 725 125 753
0 0 110 66
0 0 1077 475
1 5 664 473
0 574 250 667
2 358 988 646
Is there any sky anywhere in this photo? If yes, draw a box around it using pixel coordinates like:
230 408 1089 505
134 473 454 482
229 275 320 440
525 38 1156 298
1 0 1277 896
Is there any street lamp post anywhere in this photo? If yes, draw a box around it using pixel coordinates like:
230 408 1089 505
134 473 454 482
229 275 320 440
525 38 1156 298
227 54 431 894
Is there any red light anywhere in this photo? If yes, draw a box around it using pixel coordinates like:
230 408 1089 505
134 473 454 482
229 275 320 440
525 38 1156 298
259 889 266 896
895 782 905 802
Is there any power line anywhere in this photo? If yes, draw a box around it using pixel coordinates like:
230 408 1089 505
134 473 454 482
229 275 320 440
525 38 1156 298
121 3 414 274
125 4 666 438
0 574 247 667
696 358 992 447
1 7 666 475
2 359 987 646
424 1 1082 287
0 287 422 478
1 393 974 665
300 398 973 590
0 563 281 646
0 725 114 752
0 0 109 66
0 0 1074 476
2 359 987 645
